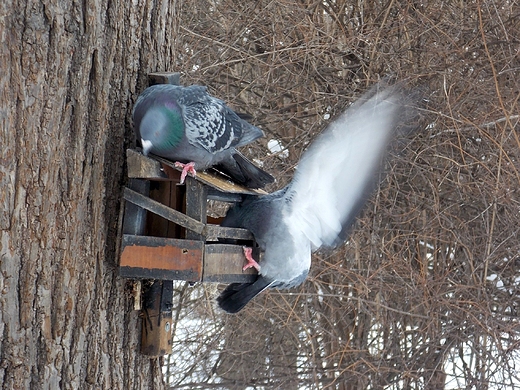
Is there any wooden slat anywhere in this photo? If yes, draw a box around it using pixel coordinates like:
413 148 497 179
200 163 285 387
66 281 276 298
127 150 269 195
207 188 243 203
120 235 203 281
123 187 254 240
123 179 150 235
123 187 205 234
152 154 268 195
148 72 180 86
185 177 207 241
203 225 253 240
140 280 174 356
146 181 182 239
127 149 182 181
116 179 150 269
203 244 258 283
120 234 263 284
127 149 169 180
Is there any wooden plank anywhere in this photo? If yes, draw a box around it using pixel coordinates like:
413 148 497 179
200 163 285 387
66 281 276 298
185 177 207 241
123 187 254 240
203 225 254 240
123 187 205 234
123 179 150 235
140 280 174 356
117 180 150 307
127 148 167 180
153 155 268 196
146 181 182 239
127 150 269 195
203 244 258 283
120 235 203 281
207 188 244 203
127 149 181 181
117 179 149 273
173 184 186 238
148 72 180 86
146 181 170 238
192 170 267 195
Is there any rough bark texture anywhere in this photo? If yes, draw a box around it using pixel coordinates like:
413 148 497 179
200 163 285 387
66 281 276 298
0 0 176 388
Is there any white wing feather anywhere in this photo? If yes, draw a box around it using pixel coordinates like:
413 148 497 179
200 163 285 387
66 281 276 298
283 85 404 249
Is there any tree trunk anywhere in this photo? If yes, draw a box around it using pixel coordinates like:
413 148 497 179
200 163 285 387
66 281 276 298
0 0 176 388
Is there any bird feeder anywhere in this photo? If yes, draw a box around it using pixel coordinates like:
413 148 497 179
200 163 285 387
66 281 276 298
117 73 263 356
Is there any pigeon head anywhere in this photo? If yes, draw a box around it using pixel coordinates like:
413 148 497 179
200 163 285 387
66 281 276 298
139 103 184 156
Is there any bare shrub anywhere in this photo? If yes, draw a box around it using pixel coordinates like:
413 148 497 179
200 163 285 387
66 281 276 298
163 1 520 388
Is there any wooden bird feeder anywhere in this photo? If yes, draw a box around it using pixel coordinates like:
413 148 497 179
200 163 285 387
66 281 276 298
117 72 264 356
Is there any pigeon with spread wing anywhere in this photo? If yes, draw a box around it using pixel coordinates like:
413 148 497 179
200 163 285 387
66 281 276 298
133 84 274 188
218 82 418 313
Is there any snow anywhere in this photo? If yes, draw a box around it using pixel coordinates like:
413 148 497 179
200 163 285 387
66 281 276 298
267 138 289 158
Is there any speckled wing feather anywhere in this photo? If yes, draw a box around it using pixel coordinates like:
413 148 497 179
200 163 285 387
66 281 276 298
178 85 263 153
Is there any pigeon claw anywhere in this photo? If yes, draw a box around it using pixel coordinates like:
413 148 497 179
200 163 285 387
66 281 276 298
242 246 261 272
175 161 197 184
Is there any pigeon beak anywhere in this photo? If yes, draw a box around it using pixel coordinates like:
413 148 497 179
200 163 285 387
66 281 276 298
141 139 153 155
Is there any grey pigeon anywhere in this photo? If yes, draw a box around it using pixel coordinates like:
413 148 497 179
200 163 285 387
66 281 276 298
132 84 274 188
217 82 417 313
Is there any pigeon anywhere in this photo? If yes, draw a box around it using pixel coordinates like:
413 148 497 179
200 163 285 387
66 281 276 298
217 81 418 313
132 84 274 188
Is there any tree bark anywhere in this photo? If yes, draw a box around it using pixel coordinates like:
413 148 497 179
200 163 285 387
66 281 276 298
0 0 176 388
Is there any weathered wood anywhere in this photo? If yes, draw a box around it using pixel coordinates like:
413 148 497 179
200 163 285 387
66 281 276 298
115 179 149 276
153 154 268 196
123 187 205 235
203 244 258 283
123 179 151 235
128 150 268 196
141 280 174 356
127 149 181 181
122 184 253 240
146 181 184 239
207 188 244 203
120 237 259 283
120 235 203 281
118 179 150 312
203 225 254 241
127 149 169 180
149 72 181 86
185 177 208 241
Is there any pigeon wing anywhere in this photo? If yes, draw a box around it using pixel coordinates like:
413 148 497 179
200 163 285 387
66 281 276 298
282 83 408 249
180 86 263 153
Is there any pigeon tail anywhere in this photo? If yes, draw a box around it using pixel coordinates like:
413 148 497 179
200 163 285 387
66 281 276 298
233 151 274 188
215 151 274 189
217 277 273 314
234 124 264 147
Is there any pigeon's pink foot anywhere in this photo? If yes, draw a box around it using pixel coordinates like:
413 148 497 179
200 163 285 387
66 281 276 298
242 247 261 272
174 161 197 184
